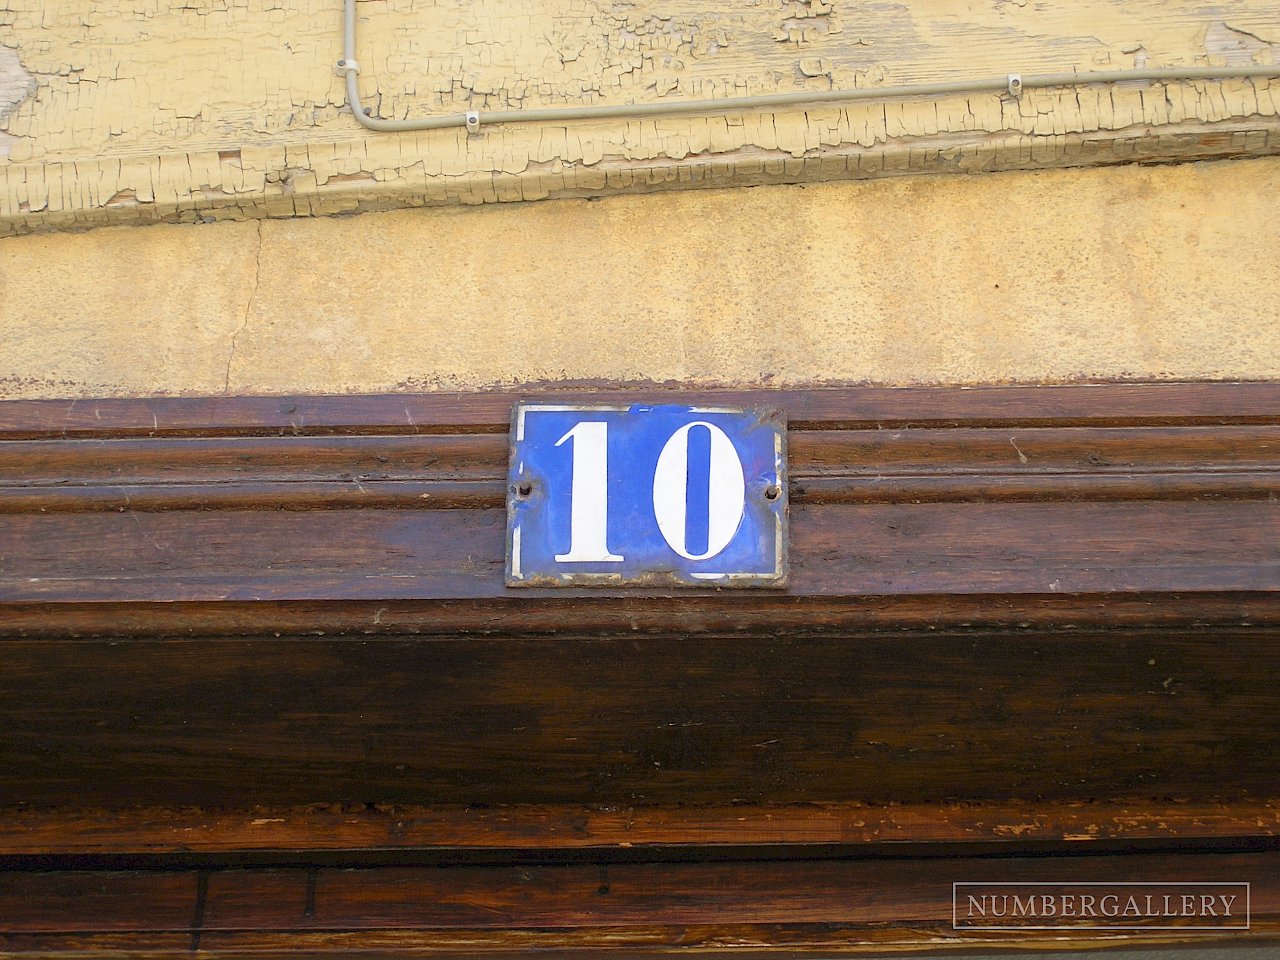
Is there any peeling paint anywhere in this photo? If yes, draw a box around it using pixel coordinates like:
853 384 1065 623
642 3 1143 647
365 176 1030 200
1205 21 1278 67
0 45 35 158
0 0 1276 233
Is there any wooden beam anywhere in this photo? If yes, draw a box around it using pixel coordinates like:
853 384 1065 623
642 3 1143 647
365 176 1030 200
1 630 1278 809
4 384 1280 626
2 385 1277 955
0 851 1275 954
2 800 1278 857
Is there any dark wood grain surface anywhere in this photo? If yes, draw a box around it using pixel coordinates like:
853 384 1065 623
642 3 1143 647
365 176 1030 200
0 850 1275 954
4 384 1280 625
4 382 1279 438
2 384 1278 955
0 630 1276 809
3 799 1277 856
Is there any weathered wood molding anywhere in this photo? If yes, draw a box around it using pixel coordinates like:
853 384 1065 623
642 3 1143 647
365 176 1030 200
2 384 1279 956
4 383 1280 626
0 851 1276 956
0 383 1278 808
4 799 1278 857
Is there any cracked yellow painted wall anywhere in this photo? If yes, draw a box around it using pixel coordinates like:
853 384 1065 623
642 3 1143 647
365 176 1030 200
0 1 1277 232
1 2 1278 398
3 157 1278 398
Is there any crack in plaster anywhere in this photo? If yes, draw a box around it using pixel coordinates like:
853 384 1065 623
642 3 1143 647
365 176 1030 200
224 220 264 394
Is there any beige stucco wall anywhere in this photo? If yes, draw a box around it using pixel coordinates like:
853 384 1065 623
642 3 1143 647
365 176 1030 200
2 155 1277 398
2 1 1278 397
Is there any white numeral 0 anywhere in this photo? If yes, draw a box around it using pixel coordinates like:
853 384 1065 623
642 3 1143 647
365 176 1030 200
652 422 745 560
553 419 747 563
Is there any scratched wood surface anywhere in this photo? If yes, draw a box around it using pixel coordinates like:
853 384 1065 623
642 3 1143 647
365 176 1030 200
1 384 1278 955
0 850 1275 955
4 799 1279 857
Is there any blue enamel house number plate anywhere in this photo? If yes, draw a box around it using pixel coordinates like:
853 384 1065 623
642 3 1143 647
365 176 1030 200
507 403 788 587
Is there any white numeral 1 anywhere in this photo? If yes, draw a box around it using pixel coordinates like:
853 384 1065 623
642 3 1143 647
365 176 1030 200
554 421 623 562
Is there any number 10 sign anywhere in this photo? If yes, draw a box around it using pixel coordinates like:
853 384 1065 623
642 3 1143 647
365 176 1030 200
506 403 788 587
